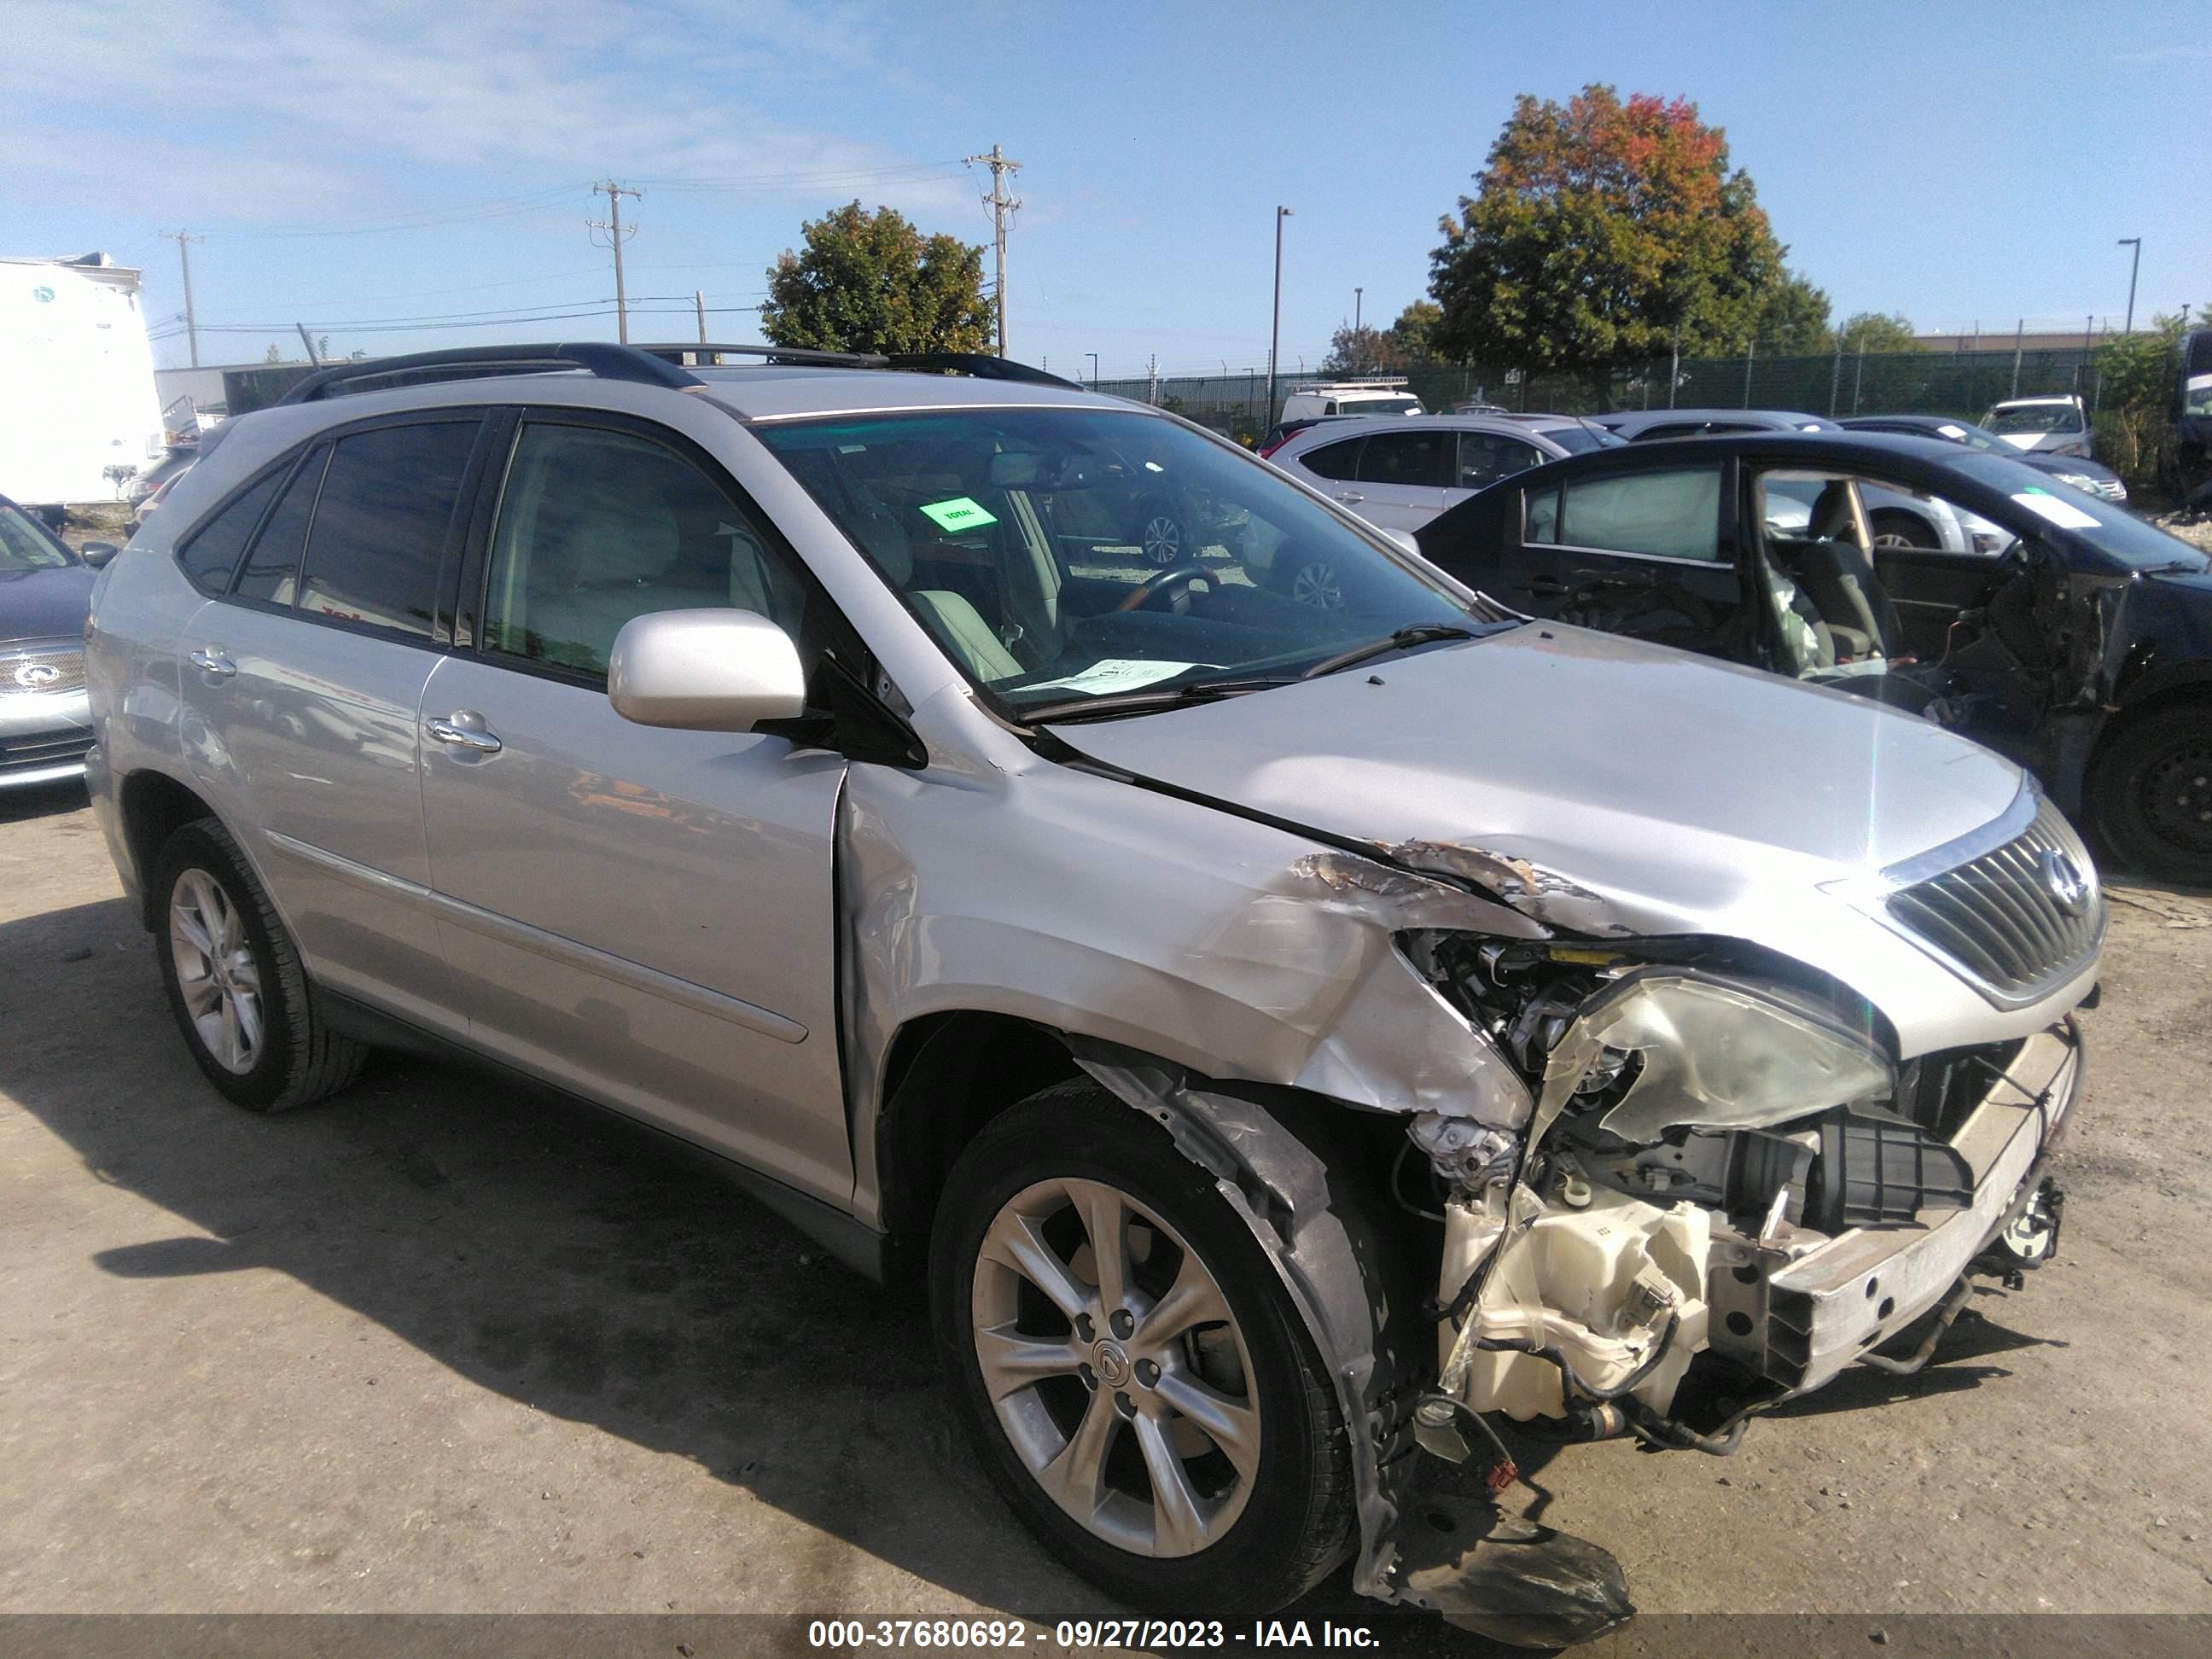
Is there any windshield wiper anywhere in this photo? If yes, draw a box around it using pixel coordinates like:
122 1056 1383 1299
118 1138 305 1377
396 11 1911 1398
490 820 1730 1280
1021 672 1307 725
1301 622 1479 679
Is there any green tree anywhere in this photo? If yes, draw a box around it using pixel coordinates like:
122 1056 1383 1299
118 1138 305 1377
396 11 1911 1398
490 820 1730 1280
1834 311 1922 353
1322 324 1407 375
1429 85 1790 390
1390 300 1443 359
2094 310 2190 490
760 201 992 354
1753 271 1834 353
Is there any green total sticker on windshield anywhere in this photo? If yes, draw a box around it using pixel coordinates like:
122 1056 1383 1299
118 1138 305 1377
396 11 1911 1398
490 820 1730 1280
918 496 998 533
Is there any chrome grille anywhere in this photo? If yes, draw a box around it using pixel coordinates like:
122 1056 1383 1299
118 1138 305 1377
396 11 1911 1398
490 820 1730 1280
1883 797 2104 1007
3 646 86 696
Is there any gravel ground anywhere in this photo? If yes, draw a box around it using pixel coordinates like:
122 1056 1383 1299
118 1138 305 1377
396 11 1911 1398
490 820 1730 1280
1 783 2209 1652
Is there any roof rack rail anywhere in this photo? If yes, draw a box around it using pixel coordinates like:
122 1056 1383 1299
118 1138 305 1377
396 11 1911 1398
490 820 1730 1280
277 341 1086 406
649 344 1080 388
279 342 701 405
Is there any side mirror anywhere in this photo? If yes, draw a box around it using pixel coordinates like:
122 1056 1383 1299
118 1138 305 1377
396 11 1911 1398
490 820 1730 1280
1381 529 1421 556
608 608 807 732
80 541 123 568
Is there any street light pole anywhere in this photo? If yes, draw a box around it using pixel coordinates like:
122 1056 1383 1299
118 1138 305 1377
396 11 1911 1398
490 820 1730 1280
1268 207 1294 422
2118 237 2142 335
1086 352 1099 387
1353 286 1363 334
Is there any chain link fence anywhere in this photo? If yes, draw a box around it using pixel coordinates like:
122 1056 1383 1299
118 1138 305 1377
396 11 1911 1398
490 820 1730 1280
1095 346 2112 443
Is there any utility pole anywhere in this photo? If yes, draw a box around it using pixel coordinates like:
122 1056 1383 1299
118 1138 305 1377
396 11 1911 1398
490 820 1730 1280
163 230 203 367
695 290 707 345
964 145 1022 355
1086 352 1098 387
1353 287 1363 334
588 181 642 343
2011 318 2024 398
1267 206 1293 421
2118 237 2142 335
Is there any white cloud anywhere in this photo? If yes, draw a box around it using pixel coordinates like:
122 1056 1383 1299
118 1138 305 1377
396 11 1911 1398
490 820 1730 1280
4 0 973 226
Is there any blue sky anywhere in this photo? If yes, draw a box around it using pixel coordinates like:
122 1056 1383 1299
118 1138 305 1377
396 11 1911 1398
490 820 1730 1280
9 0 2208 378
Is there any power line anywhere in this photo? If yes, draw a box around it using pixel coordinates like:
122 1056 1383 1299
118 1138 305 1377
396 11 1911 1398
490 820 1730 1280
963 145 1021 356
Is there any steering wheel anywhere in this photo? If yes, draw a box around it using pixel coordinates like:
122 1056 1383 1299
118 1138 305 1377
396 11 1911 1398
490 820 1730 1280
1116 562 1211 614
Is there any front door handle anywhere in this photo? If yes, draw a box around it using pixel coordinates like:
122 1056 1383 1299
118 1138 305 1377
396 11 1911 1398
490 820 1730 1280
426 711 504 755
1334 491 1365 504
1522 576 1573 598
188 647 237 678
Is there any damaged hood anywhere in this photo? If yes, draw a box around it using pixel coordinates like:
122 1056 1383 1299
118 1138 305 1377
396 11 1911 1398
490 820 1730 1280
1052 622 2024 940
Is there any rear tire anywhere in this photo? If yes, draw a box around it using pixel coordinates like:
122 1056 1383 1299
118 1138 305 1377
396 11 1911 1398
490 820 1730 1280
152 818 370 1111
1870 509 1938 550
929 1081 1353 1616
2088 705 2212 886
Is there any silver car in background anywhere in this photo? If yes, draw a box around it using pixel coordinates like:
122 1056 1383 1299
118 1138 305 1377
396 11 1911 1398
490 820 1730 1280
81 344 2098 1643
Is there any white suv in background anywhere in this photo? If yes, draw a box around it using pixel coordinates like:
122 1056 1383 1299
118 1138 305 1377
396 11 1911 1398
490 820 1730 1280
1277 379 1423 422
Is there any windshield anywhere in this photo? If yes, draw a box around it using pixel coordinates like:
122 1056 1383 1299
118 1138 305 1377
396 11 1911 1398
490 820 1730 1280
1540 424 1625 454
1918 420 2011 455
1342 396 1423 416
755 407 1494 719
0 504 76 573
1946 454 2209 570
1984 404 2083 435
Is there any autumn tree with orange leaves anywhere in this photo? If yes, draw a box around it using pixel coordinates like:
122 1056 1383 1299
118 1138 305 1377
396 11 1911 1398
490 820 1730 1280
1429 86 1813 391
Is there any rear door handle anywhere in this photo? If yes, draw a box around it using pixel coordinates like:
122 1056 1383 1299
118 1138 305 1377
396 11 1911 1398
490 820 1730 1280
188 647 237 678
1522 577 1573 598
1334 492 1365 504
426 711 504 755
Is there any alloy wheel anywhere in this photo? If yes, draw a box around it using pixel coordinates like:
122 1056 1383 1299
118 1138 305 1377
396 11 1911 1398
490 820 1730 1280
1289 560 1342 608
168 869 263 1075
1143 515 1185 565
970 1177 1260 1558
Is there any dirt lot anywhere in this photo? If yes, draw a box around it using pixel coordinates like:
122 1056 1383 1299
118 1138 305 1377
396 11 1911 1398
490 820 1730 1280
3 781 2210 1650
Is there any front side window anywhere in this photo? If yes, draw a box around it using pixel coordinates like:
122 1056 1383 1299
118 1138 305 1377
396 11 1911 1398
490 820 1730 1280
299 422 477 638
482 422 809 680
1527 466 1724 561
1355 429 1450 487
756 407 1489 718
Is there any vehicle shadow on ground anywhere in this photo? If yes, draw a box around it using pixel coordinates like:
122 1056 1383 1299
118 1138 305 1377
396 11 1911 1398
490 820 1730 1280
0 779 90 824
0 890 1510 1649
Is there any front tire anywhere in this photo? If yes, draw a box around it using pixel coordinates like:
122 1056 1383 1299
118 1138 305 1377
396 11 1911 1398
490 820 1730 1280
153 818 370 1111
930 1081 1353 1615
2088 705 2212 885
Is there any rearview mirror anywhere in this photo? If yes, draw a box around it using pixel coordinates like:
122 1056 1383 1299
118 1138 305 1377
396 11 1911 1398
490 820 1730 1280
608 608 807 732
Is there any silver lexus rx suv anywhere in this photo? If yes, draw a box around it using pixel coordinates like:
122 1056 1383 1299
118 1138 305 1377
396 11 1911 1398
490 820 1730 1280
82 343 2101 1642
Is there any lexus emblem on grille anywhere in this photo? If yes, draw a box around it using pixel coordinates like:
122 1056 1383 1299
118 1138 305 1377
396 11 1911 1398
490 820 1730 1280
2039 847 2090 917
12 661 62 690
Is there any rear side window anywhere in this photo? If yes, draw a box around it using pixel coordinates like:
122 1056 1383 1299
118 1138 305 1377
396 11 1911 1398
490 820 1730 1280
176 468 285 597
298 422 477 639
1527 466 1724 561
1356 429 1450 487
1300 439 1363 481
1455 433 1545 489
235 446 328 606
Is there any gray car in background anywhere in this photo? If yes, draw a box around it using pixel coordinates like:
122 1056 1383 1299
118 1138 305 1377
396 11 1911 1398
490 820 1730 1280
1267 412 1614 533
82 342 2098 1641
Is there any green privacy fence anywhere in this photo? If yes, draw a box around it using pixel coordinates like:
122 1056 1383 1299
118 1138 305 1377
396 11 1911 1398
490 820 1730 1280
1094 347 2112 441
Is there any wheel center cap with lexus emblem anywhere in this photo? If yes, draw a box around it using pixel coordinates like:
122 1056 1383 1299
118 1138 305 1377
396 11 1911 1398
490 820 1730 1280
1092 1341 1132 1388
2039 847 2090 917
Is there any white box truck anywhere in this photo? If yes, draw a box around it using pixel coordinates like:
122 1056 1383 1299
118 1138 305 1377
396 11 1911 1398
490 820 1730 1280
1 253 166 515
